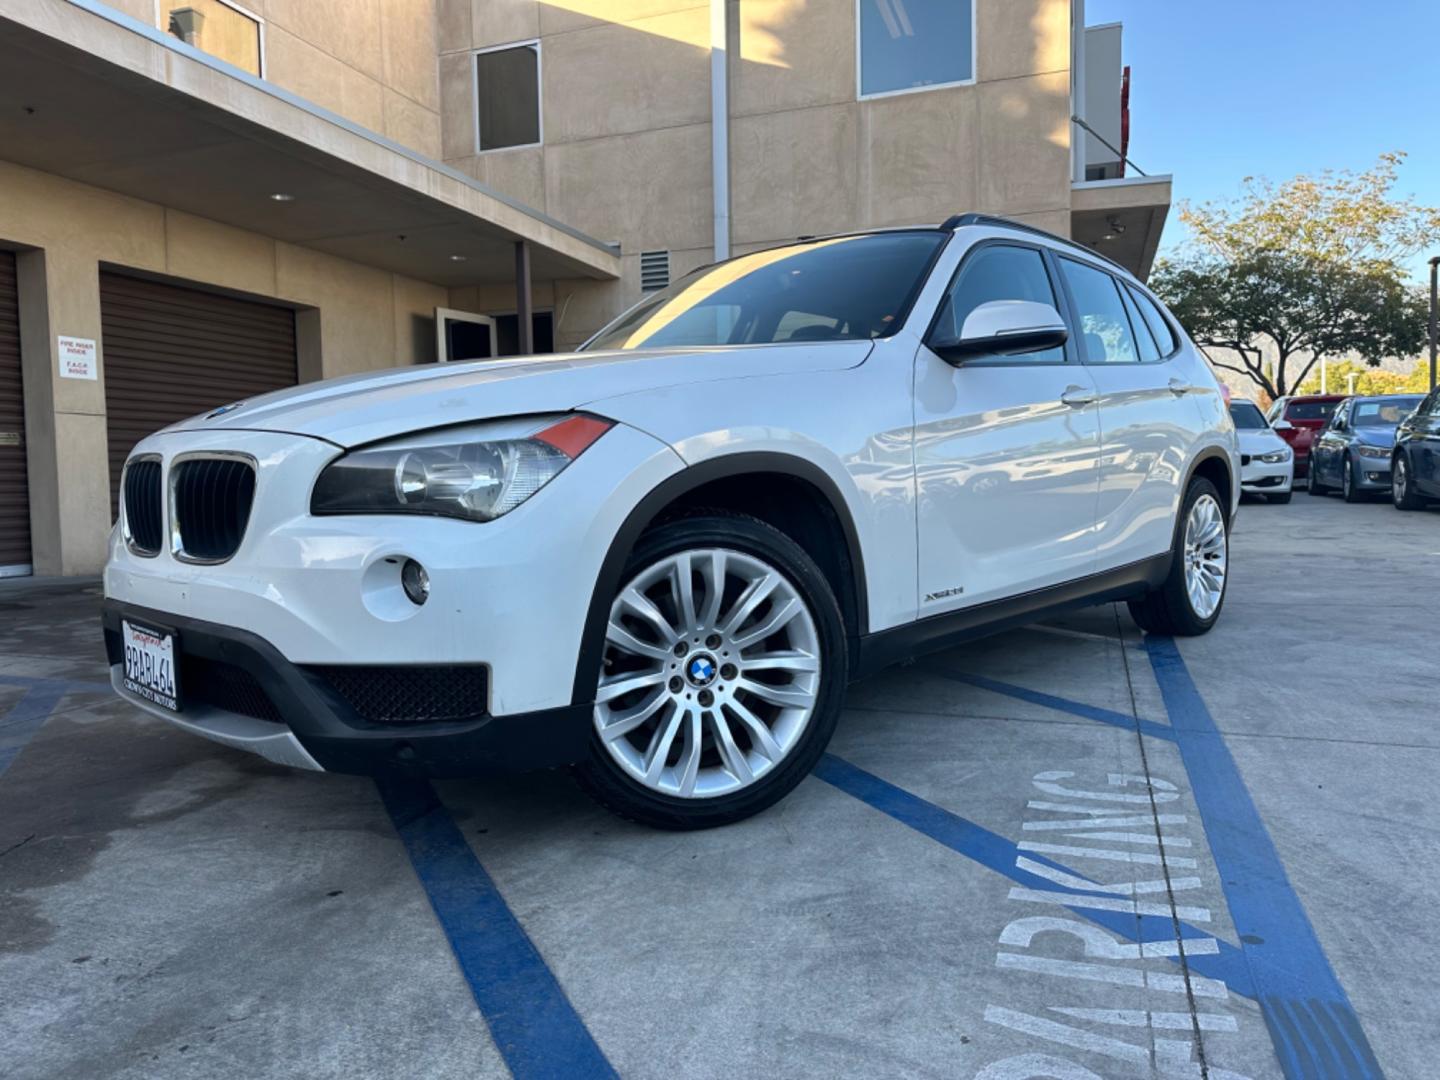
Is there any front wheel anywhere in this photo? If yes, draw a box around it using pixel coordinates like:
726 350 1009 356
1268 491 1293 505
1342 455 1364 503
575 513 847 830
1307 461 1328 495
1127 477 1229 637
1393 453 1424 510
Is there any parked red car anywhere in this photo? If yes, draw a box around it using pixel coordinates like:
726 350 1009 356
1264 394 1346 478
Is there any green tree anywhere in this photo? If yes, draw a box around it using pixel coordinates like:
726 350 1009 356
1152 250 1427 400
1295 357 1436 396
1181 152 1440 268
1150 153 1439 400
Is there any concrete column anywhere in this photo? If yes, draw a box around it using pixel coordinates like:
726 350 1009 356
514 240 533 356
16 248 112 576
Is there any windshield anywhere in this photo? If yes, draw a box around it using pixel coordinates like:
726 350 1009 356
582 232 946 352
1351 397 1423 427
1285 400 1339 422
1228 402 1268 430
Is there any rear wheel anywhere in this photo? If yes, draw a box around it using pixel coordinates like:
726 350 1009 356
1393 453 1424 510
1128 477 1229 637
575 513 847 830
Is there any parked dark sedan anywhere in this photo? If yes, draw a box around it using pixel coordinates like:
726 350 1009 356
1392 386 1440 510
1308 394 1426 502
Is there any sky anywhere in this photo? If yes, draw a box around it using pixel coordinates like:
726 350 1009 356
1086 0 1440 283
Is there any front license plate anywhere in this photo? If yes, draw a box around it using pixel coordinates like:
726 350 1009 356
121 619 182 712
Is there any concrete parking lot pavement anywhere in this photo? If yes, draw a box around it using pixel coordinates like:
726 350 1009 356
2 493 1436 1079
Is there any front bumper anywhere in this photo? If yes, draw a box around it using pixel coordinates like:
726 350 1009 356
103 600 591 776
1352 456 1394 489
103 425 683 716
1240 457 1293 495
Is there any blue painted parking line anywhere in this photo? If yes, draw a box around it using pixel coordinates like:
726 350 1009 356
0 672 113 695
923 665 1178 742
0 685 67 778
376 777 619 1080
814 753 1256 998
0 674 107 779
1145 636 1383 1078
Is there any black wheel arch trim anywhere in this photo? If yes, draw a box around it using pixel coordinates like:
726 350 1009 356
570 452 870 707
1187 446 1237 521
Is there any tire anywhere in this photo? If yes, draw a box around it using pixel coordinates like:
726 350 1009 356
1342 455 1364 503
1268 492 1292 505
1127 477 1229 637
574 512 847 830
1307 461 1328 495
1393 453 1424 511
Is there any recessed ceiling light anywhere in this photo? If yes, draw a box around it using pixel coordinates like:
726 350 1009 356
448 254 468 262
269 192 295 202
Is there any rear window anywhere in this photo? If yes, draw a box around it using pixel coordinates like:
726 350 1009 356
1285 400 1340 422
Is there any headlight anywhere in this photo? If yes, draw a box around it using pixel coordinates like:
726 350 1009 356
1256 448 1292 464
311 414 613 522
1356 444 1390 460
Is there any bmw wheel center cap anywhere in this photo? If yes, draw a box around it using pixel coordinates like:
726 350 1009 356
687 654 718 687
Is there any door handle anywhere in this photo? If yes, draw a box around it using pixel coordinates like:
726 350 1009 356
1060 386 1096 407
1167 378 1192 396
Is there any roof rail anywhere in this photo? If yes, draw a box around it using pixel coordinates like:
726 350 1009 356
939 213 1130 275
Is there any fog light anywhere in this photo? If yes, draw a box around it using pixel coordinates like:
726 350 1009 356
401 559 429 606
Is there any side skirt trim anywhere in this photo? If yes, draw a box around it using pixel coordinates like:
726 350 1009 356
853 554 1169 680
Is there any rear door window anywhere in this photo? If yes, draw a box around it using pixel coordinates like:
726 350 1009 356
1058 258 1139 364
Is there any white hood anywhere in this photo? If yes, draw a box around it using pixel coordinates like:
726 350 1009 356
162 343 873 447
1236 427 1287 455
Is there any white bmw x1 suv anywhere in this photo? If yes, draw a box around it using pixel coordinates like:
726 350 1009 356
105 215 1238 829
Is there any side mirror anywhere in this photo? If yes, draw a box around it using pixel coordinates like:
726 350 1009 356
1271 418 1294 432
929 300 1069 366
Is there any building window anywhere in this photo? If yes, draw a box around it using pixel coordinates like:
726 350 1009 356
475 42 541 152
857 0 974 99
162 0 264 78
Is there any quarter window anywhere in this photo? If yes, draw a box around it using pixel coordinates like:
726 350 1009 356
936 245 1065 363
163 0 263 77
1059 258 1139 364
1127 285 1179 356
475 43 541 151
858 0 975 98
1120 286 1161 363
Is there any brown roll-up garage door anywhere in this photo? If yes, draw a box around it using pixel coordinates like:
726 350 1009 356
101 273 298 517
0 250 32 572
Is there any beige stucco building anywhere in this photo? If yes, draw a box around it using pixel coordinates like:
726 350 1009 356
0 0 1171 578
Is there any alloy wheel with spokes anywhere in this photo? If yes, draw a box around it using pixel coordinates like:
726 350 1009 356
1127 476 1230 636
578 514 845 829
594 546 821 799
1182 494 1227 620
